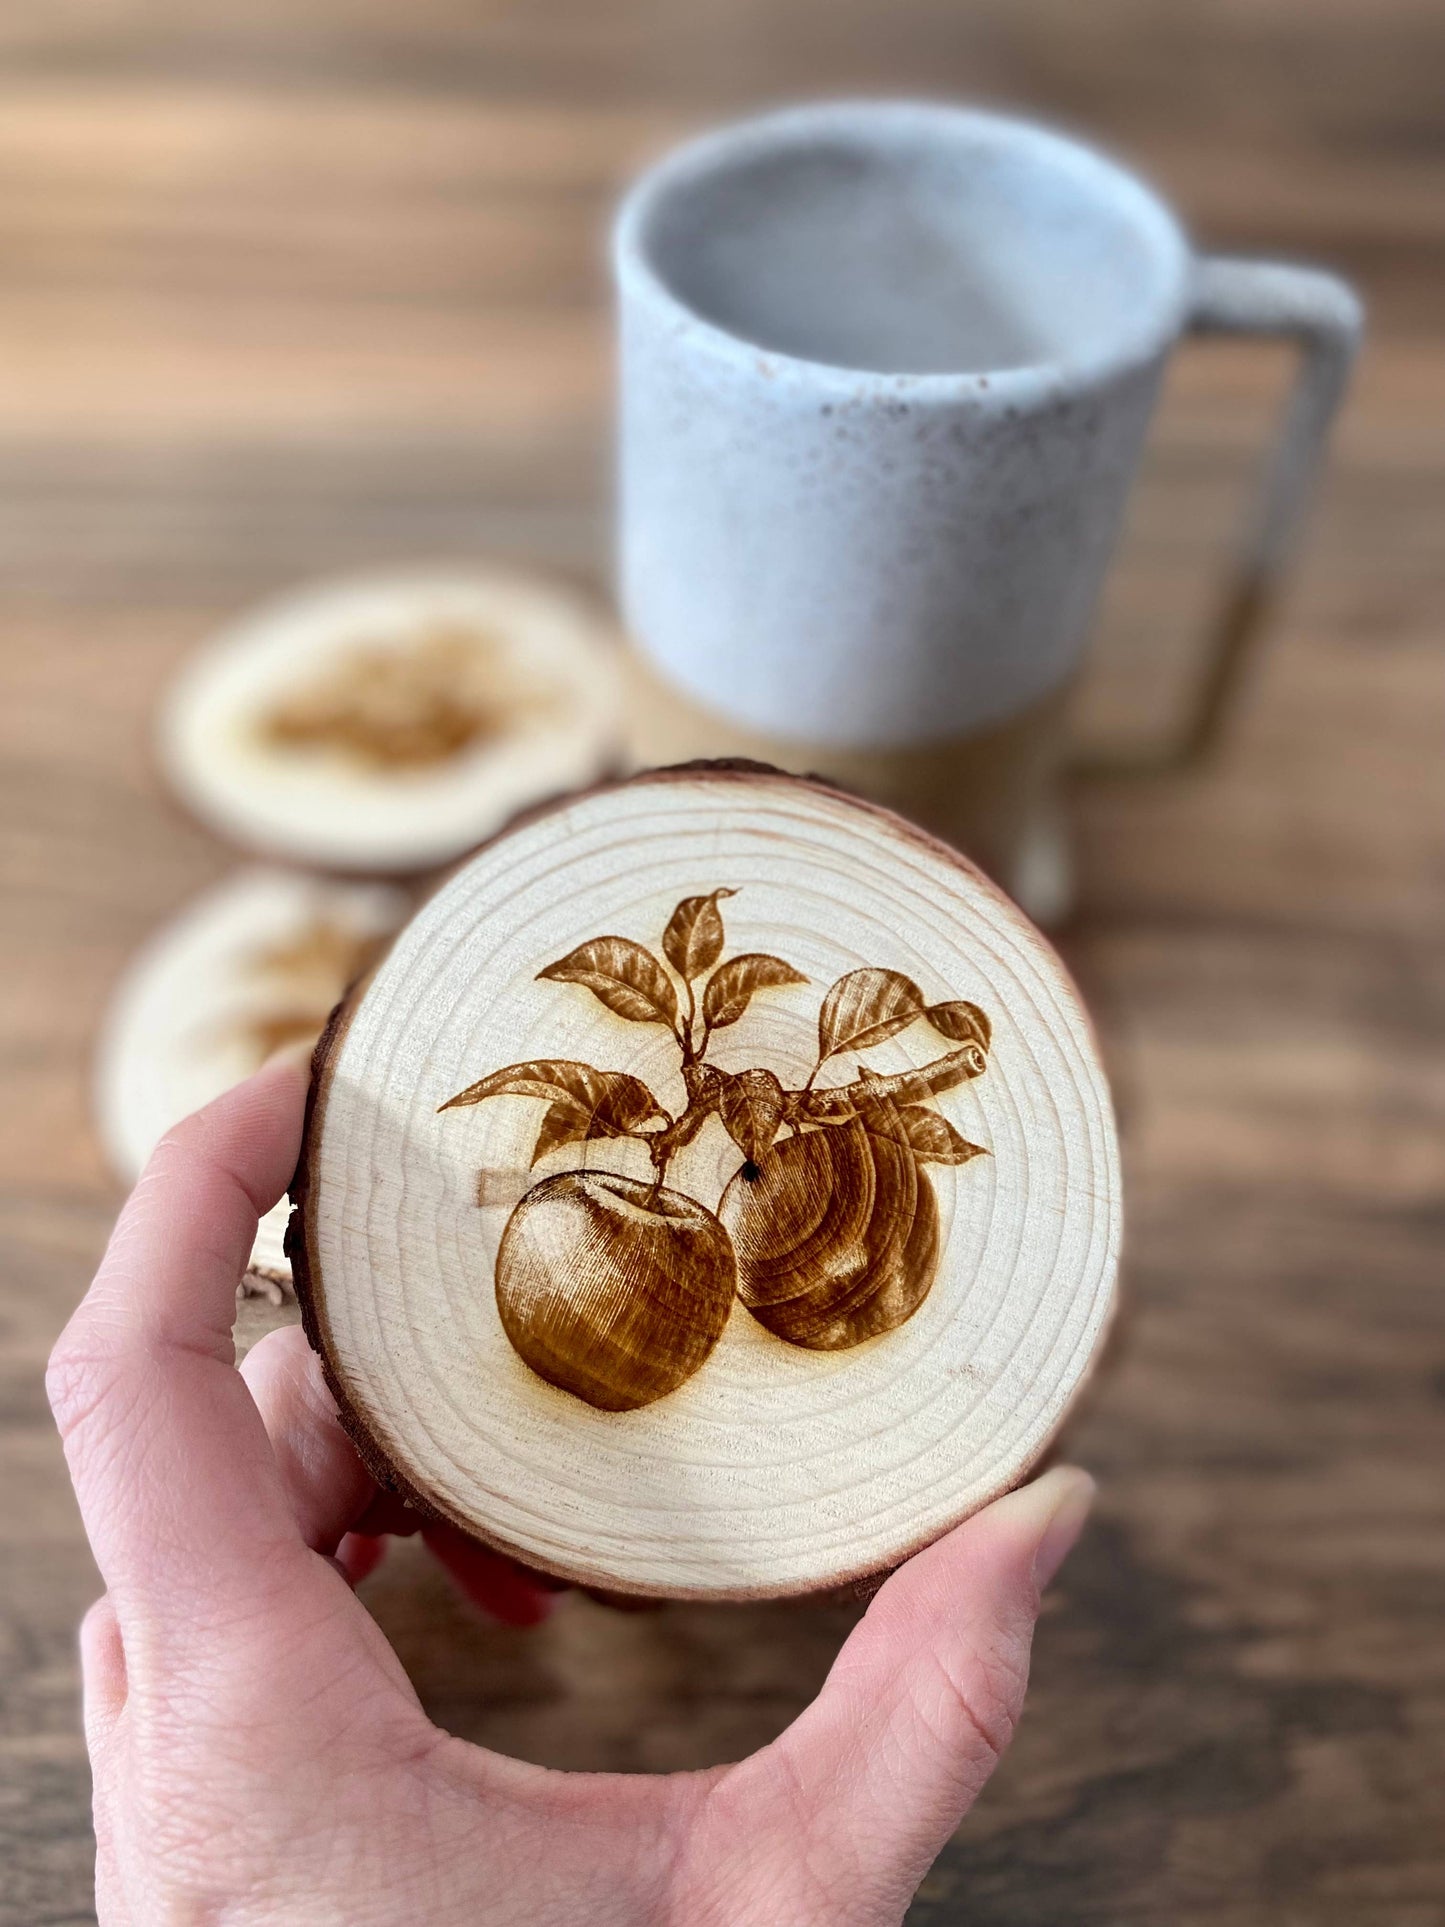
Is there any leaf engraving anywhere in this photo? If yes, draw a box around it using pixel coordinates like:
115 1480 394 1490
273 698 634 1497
537 936 678 1028
662 889 736 982
891 1108 989 1165
818 968 926 1058
439 1059 664 1135
718 1067 786 1164
925 1000 992 1052
682 1061 724 1107
703 953 807 1030
531 1099 592 1165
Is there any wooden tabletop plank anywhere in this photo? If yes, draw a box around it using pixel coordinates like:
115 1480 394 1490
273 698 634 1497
1 2 1441 1921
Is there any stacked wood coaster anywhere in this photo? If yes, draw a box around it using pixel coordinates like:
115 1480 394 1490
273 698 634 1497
292 762 1120 1600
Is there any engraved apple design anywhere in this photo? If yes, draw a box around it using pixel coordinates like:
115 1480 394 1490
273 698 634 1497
441 891 993 1410
495 1170 735 1411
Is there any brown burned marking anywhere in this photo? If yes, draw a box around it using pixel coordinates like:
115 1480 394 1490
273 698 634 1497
439 891 993 1411
226 918 392 1066
256 624 545 771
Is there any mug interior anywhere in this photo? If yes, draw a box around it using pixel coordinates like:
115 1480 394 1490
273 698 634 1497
625 105 1188 380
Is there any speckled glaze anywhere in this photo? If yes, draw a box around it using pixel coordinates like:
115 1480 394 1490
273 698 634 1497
616 102 1194 749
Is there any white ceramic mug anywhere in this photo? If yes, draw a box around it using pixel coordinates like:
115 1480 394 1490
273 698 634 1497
614 101 1360 915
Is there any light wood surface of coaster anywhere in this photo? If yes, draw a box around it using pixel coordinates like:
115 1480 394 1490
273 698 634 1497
292 764 1120 1598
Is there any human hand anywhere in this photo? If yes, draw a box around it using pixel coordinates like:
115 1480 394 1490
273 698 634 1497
50 1056 1094 1926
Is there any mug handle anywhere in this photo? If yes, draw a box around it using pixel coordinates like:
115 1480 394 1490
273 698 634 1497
1081 255 1362 775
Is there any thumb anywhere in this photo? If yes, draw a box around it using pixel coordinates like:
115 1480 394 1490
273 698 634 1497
725 1467 1094 1922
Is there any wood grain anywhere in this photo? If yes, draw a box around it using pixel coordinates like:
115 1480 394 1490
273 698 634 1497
1 0 1441 1920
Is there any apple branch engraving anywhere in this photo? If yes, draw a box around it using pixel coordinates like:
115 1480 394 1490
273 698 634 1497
441 892 993 1411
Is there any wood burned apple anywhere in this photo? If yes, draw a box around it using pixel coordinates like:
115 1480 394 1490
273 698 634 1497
290 765 1120 1602
439 890 994 1409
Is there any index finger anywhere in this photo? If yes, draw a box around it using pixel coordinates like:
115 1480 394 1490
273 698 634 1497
48 1055 311 1625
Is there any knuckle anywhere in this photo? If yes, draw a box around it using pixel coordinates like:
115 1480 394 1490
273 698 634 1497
47 1329 149 1461
242 1321 310 1383
145 1112 223 1203
153 1110 205 1165
46 1337 118 1441
930 1624 1031 1767
80 1593 116 1639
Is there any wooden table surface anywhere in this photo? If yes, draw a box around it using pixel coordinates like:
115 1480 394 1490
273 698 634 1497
2 3 1442 1921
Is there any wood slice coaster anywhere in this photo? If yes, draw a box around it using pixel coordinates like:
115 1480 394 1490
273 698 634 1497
95 866 408 1287
291 764 1120 1599
157 568 623 874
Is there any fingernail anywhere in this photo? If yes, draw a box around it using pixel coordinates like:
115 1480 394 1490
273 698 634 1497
989 1465 1096 1591
1030 1467 1095 1590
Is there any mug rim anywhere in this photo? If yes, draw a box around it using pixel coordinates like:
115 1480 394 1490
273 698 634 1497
614 98 1194 399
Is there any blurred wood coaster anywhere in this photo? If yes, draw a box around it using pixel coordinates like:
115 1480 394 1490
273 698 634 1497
94 865 410 1289
290 763 1120 1599
157 568 624 875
